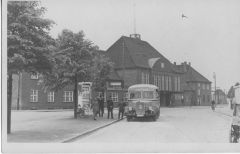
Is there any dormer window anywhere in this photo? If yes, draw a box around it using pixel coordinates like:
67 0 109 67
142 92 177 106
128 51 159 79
161 62 165 68
30 73 39 79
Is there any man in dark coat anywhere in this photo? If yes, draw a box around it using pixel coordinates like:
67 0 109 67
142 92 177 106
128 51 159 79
107 96 114 119
92 98 99 120
118 99 126 119
98 95 104 117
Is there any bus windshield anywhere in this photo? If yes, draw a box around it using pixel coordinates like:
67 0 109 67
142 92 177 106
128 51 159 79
142 91 154 99
129 91 141 99
129 90 158 99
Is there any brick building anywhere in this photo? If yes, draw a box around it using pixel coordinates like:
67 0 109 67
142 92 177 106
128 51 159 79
106 34 211 106
11 34 211 109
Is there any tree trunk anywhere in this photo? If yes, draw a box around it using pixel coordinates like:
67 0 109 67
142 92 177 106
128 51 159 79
7 73 13 134
74 74 78 119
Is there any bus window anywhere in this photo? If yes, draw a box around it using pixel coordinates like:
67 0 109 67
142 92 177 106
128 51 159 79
129 91 141 99
142 91 154 99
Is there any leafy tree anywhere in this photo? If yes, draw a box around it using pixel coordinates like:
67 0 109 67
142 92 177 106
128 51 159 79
90 51 114 94
42 29 113 118
7 1 55 133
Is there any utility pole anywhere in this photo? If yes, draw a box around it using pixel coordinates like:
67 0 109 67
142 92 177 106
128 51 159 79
122 41 125 100
213 72 216 103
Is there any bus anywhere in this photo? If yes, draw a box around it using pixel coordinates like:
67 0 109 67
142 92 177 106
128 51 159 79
125 84 160 121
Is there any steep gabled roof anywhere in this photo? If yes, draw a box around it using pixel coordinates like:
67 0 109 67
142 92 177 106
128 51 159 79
106 36 172 69
184 65 211 83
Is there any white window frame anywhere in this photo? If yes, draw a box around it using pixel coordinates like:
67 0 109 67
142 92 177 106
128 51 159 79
111 92 118 102
30 89 38 102
48 91 55 102
30 73 39 79
64 91 73 102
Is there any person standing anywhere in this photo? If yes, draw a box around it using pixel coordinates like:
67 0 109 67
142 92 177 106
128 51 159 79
118 99 126 119
98 95 104 117
107 96 114 119
92 97 99 120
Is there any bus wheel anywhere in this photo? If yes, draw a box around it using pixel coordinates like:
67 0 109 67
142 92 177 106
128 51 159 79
127 117 131 122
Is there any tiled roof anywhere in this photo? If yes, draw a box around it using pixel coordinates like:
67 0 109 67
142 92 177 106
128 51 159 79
184 65 211 83
106 36 172 69
107 70 122 81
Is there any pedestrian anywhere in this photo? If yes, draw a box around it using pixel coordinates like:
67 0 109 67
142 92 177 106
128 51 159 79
98 95 104 117
92 97 99 120
118 99 126 119
211 99 215 111
107 96 114 119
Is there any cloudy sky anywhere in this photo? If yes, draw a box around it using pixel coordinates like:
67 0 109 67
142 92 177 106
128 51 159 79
41 0 240 91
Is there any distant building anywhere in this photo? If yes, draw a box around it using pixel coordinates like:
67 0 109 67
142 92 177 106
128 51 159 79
11 34 212 109
215 89 227 104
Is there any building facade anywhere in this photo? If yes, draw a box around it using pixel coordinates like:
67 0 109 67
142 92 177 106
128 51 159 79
11 34 212 109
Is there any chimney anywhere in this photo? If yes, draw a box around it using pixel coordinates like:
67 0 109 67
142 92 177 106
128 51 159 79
188 62 191 66
174 62 176 65
182 62 187 72
130 34 141 40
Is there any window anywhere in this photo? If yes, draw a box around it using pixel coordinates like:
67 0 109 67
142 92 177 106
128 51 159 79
129 91 141 99
161 62 165 68
198 83 201 88
64 91 73 102
110 92 118 102
169 76 172 91
203 95 205 102
142 91 154 99
30 73 38 79
30 90 38 102
141 72 149 84
161 76 165 91
174 77 177 91
124 92 128 102
166 76 169 91
153 75 157 86
48 91 55 102
198 89 201 96
141 72 145 84
158 75 161 91
177 77 181 91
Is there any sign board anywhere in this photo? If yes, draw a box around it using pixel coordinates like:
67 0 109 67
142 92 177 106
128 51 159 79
78 82 92 115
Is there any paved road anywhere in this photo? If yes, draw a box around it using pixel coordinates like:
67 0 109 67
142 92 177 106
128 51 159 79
74 107 232 143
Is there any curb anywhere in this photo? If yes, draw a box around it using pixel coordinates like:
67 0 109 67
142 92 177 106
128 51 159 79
62 117 126 143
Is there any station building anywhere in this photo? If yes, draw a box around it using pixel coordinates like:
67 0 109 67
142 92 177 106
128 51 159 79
11 34 212 109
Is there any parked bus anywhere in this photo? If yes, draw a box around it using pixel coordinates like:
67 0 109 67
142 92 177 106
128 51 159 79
125 84 160 121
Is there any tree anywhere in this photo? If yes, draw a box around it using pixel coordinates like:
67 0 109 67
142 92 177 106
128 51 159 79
42 29 114 118
90 51 114 94
7 1 55 133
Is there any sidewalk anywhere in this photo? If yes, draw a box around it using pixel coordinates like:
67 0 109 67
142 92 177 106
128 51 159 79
215 104 233 117
7 108 122 143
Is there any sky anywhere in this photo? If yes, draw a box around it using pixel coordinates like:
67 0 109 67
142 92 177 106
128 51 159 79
41 0 240 92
